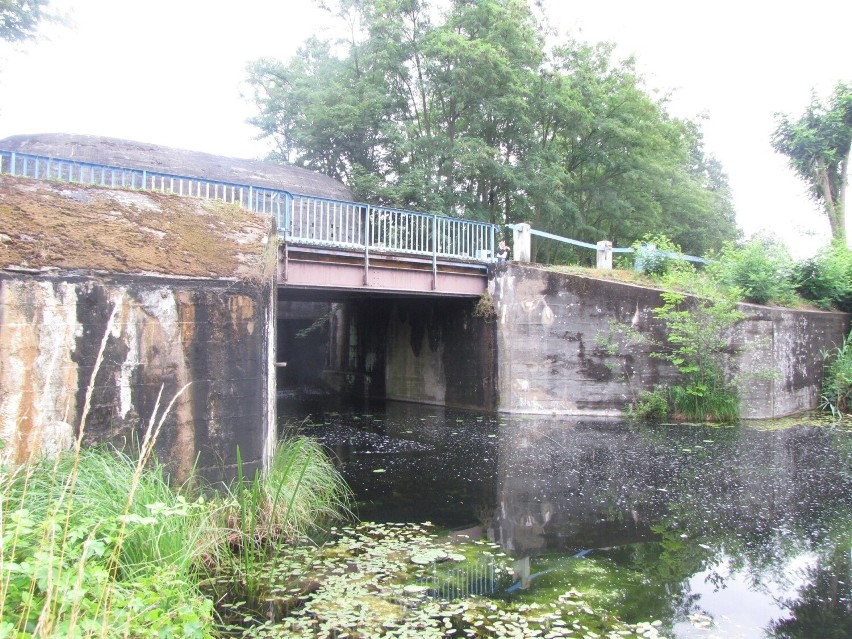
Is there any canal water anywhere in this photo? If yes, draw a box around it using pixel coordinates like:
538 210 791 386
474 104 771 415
281 398 852 639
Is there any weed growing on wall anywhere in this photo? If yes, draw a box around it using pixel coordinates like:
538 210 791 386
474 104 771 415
821 329 852 421
473 291 498 319
652 292 745 423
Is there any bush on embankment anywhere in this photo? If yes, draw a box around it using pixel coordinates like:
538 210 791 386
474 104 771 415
626 234 852 311
0 436 352 638
618 235 852 423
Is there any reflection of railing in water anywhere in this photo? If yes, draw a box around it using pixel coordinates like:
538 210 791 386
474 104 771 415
1 149 498 263
415 558 504 600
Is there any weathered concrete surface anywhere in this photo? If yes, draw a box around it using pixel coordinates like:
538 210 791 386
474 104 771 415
384 299 496 409
1 168 277 480
0 274 273 481
491 264 851 418
732 305 852 418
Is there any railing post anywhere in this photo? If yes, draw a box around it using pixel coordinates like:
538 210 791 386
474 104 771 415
282 193 292 239
364 205 371 286
431 213 438 289
282 193 293 283
596 240 613 270
513 223 531 263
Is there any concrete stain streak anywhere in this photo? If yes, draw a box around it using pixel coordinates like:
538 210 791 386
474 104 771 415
0 276 269 481
0 280 79 462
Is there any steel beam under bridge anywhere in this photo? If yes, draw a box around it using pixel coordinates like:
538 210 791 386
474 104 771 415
278 245 488 296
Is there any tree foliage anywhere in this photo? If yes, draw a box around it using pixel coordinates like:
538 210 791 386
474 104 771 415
246 0 738 261
0 0 51 43
772 82 852 244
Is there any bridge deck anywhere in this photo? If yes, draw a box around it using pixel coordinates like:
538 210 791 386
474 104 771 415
281 245 487 296
1 149 496 296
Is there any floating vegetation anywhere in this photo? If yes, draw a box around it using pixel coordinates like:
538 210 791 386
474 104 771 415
276 400 852 636
746 411 844 431
229 522 663 639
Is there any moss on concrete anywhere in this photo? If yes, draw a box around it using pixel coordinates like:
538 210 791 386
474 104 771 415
0 175 272 279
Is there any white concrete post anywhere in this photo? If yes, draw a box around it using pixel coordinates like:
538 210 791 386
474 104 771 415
596 240 613 270
513 223 531 263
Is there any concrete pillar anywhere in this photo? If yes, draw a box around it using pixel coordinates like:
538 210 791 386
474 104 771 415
596 241 613 270
513 223 531 263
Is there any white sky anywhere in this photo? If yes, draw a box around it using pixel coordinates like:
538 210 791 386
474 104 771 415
0 0 849 256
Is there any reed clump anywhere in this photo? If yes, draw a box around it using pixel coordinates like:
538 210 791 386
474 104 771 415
0 435 353 638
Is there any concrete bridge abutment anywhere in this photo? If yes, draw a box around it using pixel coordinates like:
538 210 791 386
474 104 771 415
490 263 851 418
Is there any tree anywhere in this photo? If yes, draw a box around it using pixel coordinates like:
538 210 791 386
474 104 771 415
247 0 738 262
772 82 852 245
1 0 51 43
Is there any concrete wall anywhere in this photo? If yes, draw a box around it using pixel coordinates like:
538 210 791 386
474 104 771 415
384 299 496 410
491 263 851 418
0 273 274 482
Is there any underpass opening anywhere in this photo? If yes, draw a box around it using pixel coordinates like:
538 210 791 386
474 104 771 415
276 287 497 433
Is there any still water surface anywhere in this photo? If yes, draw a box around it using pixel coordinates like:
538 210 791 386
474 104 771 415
283 399 852 638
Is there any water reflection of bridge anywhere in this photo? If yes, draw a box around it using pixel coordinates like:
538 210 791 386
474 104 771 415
1 150 497 297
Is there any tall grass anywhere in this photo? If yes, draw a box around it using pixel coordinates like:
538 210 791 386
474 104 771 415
669 382 740 424
0 296 354 637
0 446 216 638
1 437 353 637
822 329 852 421
210 436 353 608
8 447 211 574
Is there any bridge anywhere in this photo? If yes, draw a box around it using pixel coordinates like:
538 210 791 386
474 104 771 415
0 150 497 297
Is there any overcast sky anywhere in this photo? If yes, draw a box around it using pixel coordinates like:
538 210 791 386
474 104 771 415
1 0 849 256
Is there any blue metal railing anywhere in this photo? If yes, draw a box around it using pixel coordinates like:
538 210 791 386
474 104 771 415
285 194 496 261
0 150 497 263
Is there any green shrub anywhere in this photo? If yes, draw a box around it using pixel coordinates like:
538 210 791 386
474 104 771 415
632 233 684 277
629 388 669 420
652 292 744 423
795 241 852 312
708 235 797 305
